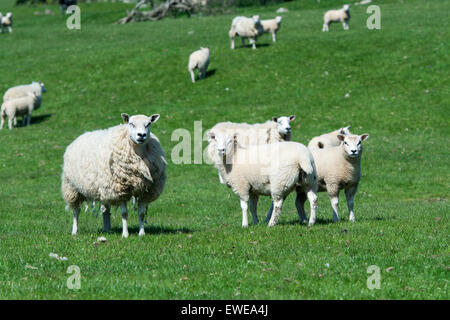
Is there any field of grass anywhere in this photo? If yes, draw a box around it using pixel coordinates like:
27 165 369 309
0 0 448 299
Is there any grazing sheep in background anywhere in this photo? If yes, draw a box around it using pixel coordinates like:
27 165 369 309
308 126 351 149
1 92 38 129
322 4 350 32
267 133 369 223
3 82 46 127
207 129 318 227
1 12 13 33
210 115 296 184
261 16 282 42
229 15 264 50
188 47 210 83
62 113 167 238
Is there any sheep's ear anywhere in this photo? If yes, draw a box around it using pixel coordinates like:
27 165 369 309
207 131 215 140
121 113 129 124
289 115 296 122
272 117 278 123
149 114 160 124
360 134 369 141
337 134 345 141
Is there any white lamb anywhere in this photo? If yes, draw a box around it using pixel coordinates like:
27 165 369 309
61 113 167 238
308 126 351 149
267 133 369 223
207 129 318 227
3 81 46 126
261 16 282 42
0 92 38 129
1 12 12 33
210 115 296 184
322 4 350 32
229 15 264 50
188 47 210 83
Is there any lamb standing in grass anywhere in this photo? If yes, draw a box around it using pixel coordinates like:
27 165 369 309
229 15 264 50
261 16 282 42
267 133 369 223
3 81 46 126
1 12 13 33
322 4 350 32
208 129 318 227
188 47 210 83
308 126 351 149
0 92 38 129
62 113 167 238
210 115 296 184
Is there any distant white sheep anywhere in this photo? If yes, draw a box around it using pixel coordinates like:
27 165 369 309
322 4 350 32
1 12 13 33
62 113 167 238
1 92 38 129
188 47 210 83
308 126 351 149
208 129 318 227
261 16 282 42
229 15 264 50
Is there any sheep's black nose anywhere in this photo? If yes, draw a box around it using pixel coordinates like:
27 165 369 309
137 133 146 138
351 149 357 154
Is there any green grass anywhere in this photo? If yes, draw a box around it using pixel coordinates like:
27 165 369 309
0 0 449 299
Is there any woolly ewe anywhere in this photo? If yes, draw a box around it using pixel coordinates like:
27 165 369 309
229 15 264 50
208 130 318 227
322 4 350 32
1 12 12 33
188 47 210 83
62 113 167 238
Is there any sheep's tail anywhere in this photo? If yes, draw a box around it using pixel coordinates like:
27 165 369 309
297 156 317 190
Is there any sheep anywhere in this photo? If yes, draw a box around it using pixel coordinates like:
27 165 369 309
261 16 282 42
207 129 318 227
210 115 296 184
322 4 350 32
188 47 210 83
267 133 369 223
0 92 38 129
308 126 351 149
61 113 167 238
1 12 12 33
229 15 264 50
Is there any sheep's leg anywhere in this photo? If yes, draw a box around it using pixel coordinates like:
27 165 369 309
322 23 329 32
268 198 284 227
250 38 256 50
190 70 196 83
307 189 318 226
295 191 308 224
272 32 276 42
345 185 358 222
137 202 148 236
329 192 340 222
101 204 111 232
121 202 129 238
71 207 80 235
231 36 235 49
26 113 32 126
13 117 17 127
265 202 273 223
240 199 249 228
8 118 13 129
249 194 259 225
0 114 4 130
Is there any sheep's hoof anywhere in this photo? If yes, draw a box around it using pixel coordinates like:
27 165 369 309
138 230 145 237
122 232 129 238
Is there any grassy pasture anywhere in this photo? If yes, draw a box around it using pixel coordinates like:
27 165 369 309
0 0 448 299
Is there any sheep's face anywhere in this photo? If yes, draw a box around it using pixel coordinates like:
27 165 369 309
273 115 295 137
275 16 282 24
252 15 261 25
39 82 46 93
208 130 237 157
338 134 369 158
122 113 160 145
343 4 350 11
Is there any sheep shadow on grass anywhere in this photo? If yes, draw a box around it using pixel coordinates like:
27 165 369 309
205 68 217 79
16 113 52 127
108 225 193 236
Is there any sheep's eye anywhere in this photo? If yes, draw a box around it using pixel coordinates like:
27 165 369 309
358 141 361 145
129 123 135 128
344 142 348 145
